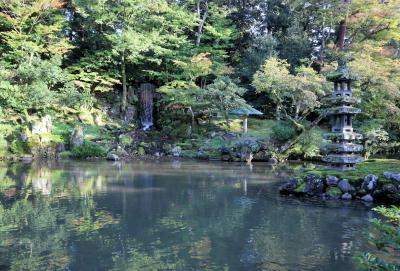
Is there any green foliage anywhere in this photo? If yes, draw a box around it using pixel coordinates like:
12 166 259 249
358 206 400 270
0 0 73 63
359 121 390 159
0 0 398 159
9 138 28 155
325 187 342 198
0 135 8 156
294 181 305 193
0 177 16 190
290 127 325 159
237 34 278 81
84 125 113 142
53 122 73 143
253 57 328 120
0 57 82 112
271 121 297 143
71 141 106 158
205 76 250 120
120 135 133 147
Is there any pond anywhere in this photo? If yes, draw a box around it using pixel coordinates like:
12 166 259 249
0 160 372 271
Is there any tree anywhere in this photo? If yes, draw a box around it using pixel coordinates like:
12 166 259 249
0 0 72 65
253 57 327 121
72 0 196 114
0 57 82 112
204 76 249 125
159 53 214 131
253 58 293 120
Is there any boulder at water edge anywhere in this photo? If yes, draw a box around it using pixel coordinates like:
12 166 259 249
70 126 84 148
384 171 400 183
338 179 356 194
361 174 378 192
325 175 339 186
303 174 324 196
279 179 299 194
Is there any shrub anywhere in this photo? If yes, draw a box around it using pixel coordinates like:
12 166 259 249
53 122 73 143
358 206 400 270
290 128 324 159
0 136 8 156
71 141 106 158
9 138 28 154
271 121 297 143
120 134 133 146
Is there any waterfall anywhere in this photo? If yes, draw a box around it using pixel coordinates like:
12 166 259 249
139 83 155 131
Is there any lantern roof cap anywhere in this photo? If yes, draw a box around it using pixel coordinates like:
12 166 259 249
327 65 358 82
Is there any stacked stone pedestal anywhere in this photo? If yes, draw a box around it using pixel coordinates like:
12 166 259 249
322 66 363 170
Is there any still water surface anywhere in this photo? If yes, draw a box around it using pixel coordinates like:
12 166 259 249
0 160 372 270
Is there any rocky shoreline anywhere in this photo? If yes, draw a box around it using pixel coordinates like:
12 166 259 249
279 172 400 204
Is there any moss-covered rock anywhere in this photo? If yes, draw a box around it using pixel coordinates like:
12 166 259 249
138 146 146 156
302 159 400 184
284 160 400 204
294 181 306 194
78 109 95 125
326 187 342 199
69 126 84 148
279 178 299 194
162 143 172 154
120 134 133 147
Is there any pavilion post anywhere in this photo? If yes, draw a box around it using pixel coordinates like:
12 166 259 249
243 115 248 134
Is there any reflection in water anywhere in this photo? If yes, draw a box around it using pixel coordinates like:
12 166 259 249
0 161 372 270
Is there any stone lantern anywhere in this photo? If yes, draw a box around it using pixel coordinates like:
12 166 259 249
322 64 363 170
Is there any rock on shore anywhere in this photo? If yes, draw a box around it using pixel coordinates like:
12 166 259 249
279 172 400 204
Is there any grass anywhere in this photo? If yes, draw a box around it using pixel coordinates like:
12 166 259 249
0 177 16 190
302 159 400 184
53 122 114 143
215 117 275 140
247 118 275 139
84 125 113 141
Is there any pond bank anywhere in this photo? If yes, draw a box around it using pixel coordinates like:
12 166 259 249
279 159 400 205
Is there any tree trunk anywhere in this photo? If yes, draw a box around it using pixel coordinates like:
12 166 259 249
121 51 127 114
336 0 351 51
294 104 300 120
275 104 281 120
195 0 208 47
280 111 327 154
319 9 326 67
188 106 195 132
336 20 347 51
28 51 34 65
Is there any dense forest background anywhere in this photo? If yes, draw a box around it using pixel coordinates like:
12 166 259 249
0 0 399 160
